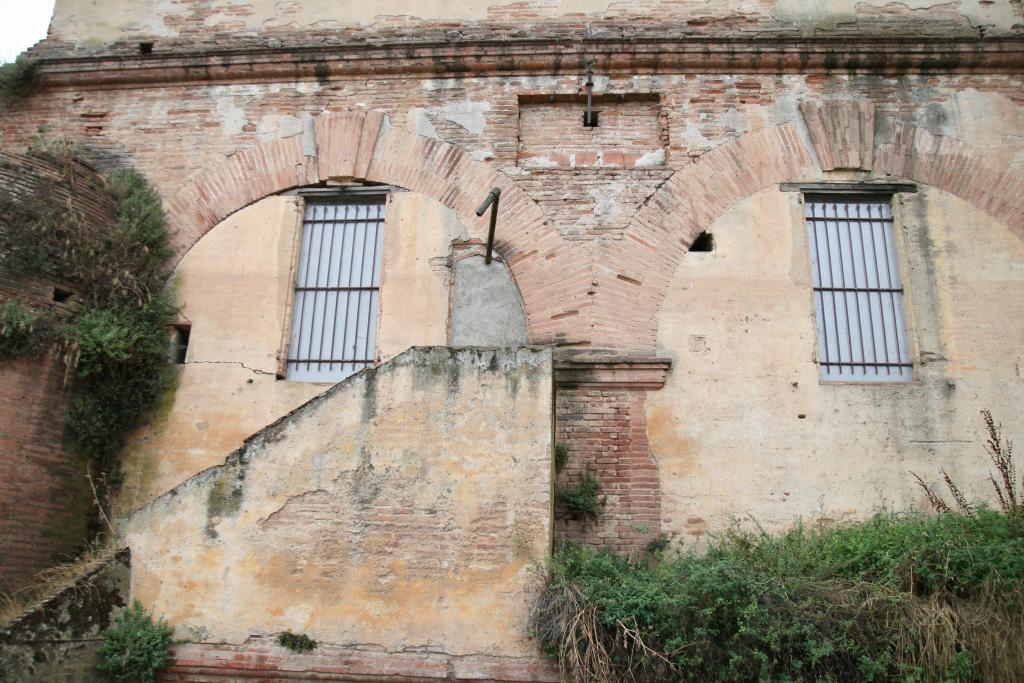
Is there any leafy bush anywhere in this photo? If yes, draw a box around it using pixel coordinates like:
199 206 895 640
556 469 605 523
277 631 318 652
98 600 175 682
0 55 40 101
532 510 1024 682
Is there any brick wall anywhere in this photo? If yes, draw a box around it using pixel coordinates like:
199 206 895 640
0 353 89 591
553 355 670 552
0 153 116 592
518 96 667 169
556 388 662 552
157 642 559 682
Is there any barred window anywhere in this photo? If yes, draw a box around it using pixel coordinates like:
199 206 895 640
286 197 385 382
805 195 913 381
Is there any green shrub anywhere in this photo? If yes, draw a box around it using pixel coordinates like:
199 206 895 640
277 631 318 652
0 55 40 101
98 600 175 682
532 510 1024 682
555 469 604 522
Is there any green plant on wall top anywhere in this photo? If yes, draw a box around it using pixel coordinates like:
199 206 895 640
98 600 175 682
0 55 40 102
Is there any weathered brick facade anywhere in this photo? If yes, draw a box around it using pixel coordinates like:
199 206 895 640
2 0 1023 679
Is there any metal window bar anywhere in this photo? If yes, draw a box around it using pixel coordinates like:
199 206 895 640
805 195 912 382
287 198 386 382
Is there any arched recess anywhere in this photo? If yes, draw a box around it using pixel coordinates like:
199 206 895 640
599 107 1024 354
164 111 579 345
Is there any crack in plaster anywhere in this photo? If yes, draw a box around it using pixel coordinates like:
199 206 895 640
184 360 277 376
257 488 330 526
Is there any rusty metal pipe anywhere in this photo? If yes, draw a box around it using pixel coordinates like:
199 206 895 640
475 187 501 265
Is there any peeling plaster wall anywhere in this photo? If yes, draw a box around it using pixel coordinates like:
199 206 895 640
47 0 1023 46
377 192 466 360
652 186 1024 541
119 196 322 509
122 190 529 508
122 346 553 656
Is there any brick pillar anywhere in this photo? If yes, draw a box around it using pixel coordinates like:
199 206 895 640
554 354 670 553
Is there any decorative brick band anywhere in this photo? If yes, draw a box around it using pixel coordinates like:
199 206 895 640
158 642 560 682
36 39 1024 91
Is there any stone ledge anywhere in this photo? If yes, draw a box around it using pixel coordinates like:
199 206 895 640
554 353 672 390
34 38 1024 91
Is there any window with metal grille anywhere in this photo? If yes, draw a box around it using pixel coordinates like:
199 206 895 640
286 198 385 382
805 195 913 381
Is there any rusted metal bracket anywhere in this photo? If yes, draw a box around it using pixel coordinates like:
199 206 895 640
475 187 501 265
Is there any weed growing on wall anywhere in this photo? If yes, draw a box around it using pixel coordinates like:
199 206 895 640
533 509 1024 682
277 631 318 652
0 56 40 101
98 600 175 682
914 409 1020 518
0 148 175 484
555 469 605 523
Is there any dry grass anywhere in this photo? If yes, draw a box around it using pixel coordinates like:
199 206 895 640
896 585 1024 682
0 543 118 629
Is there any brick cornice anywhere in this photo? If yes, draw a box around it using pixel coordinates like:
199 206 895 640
554 353 672 390
35 38 1024 90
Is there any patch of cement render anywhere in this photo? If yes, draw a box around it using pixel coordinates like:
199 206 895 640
439 101 491 135
450 258 529 348
406 108 439 139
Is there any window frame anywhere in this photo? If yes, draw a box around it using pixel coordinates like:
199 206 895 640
799 189 920 385
278 190 388 384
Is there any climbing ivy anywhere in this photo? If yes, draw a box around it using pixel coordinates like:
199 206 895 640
0 148 175 479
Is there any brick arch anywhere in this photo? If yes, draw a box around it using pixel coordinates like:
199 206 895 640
598 108 1024 354
164 111 576 344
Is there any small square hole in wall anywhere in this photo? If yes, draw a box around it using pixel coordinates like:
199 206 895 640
690 231 714 252
169 324 191 364
583 111 599 128
52 287 74 303
138 42 154 55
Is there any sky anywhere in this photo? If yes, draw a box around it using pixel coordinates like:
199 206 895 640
0 0 57 64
